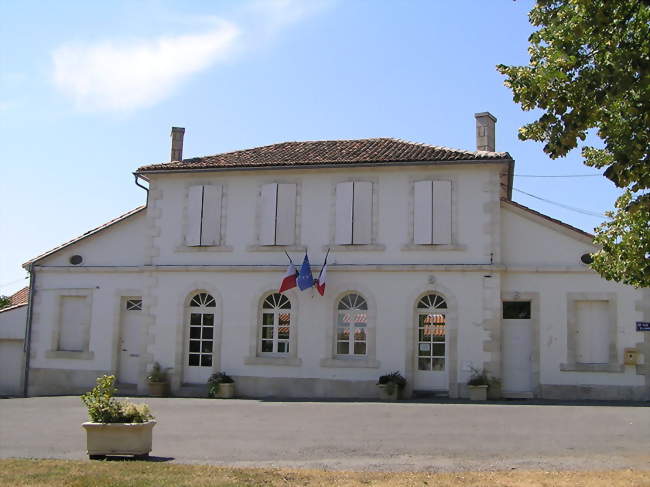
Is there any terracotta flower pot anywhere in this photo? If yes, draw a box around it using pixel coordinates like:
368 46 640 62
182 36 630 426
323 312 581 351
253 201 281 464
148 381 168 397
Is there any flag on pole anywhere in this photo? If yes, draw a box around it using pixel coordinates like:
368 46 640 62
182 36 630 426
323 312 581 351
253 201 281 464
297 253 314 291
316 249 329 296
279 261 298 293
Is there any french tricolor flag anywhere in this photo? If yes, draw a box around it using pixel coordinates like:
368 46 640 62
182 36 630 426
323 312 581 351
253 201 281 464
279 261 298 293
316 249 329 296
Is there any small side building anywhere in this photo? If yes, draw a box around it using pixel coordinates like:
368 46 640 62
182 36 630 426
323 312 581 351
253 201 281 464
0 287 29 396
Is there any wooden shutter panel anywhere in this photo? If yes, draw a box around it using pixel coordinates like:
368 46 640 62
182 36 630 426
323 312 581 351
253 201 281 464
260 183 278 245
186 185 203 246
200 184 222 246
432 180 452 244
59 296 86 351
275 183 296 245
352 181 372 244
335 182 354 244
414 180 433 244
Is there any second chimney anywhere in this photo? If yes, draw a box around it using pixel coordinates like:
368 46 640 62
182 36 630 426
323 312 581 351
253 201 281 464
170 127 185 161
475 112 496 152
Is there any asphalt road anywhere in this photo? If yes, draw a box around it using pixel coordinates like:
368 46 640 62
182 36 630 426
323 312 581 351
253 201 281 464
1 396 649 472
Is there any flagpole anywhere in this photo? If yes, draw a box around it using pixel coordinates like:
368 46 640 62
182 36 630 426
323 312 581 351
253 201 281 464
284 250 293 265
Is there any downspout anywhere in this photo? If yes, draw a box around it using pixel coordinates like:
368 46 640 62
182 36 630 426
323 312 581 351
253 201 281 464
22 264 36 397
134 174 149 205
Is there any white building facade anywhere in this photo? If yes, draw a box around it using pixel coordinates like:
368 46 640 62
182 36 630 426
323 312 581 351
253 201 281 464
21 114 650 400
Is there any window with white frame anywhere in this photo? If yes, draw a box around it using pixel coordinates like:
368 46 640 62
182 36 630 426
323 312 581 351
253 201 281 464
335 181 372 244
413 180 452 245
186 184 222 246
416 293 447 371
187 292 216 367
259 183 297 245
260 293 292 354
336 293 368 356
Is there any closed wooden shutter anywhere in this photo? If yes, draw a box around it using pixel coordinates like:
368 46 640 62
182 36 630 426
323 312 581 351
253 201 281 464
275 183 296 245
576 301 609 363
186 185 203 246
352 181 372 244
201 185 222 246
260 183 278 245
58 296 87 351
432 180 452 244
414 180 433 244
335 182 354 244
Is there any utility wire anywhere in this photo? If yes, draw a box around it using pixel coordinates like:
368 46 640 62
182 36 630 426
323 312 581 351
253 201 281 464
513 187 607 218
514 174 601 178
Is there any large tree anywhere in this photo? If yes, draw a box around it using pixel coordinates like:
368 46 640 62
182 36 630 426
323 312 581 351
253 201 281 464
497 0 649 288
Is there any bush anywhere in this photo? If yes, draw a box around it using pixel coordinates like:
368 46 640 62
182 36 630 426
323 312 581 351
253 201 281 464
81 375 154 423
377 371 407 395
207 372 234 398
147 362 168 383
467 367 489 386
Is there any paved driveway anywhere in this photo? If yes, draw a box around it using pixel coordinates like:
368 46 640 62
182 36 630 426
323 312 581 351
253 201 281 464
1 397 649 472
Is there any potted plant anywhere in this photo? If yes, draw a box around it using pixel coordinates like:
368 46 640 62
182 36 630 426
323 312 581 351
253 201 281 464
487 375 501 400
376 371 407 401
81 375 155 460
467 367 489 401
147 362 168 397
207 371 235 399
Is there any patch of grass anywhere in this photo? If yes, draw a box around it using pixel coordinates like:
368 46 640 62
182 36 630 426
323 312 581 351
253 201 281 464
0 459 649 487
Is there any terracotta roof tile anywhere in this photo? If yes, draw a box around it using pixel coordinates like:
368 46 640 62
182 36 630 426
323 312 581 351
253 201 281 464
9 287 29 306
138 138 511 172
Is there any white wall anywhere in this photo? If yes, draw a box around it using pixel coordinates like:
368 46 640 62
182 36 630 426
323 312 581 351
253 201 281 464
0 305 27 340
0 305 26 396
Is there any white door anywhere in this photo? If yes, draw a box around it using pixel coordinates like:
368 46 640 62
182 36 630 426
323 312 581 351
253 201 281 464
118 298 144 385
183 293 216 384
413 294 449 391
502 301 533 396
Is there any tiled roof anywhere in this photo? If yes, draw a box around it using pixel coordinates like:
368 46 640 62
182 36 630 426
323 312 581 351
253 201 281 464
502 199 595 240
138 138 512 172
23 206 146 267
9 287 29 306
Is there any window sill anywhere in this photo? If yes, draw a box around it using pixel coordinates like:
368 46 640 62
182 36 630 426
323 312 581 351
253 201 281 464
46 350 95 360
560 363 624 373
246 245 307 252
320 357 380 369
401 243 466 251
244 356 302 367
176 245 233 253
322 244 386 252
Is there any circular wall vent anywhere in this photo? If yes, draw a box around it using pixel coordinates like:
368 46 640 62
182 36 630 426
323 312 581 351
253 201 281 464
69 255 83 265
580 253 593 265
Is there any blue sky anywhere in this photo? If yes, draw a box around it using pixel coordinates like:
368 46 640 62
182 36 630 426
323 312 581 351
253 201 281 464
0 0 617 295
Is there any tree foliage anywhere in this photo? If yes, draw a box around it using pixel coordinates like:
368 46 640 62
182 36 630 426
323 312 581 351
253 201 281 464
497 0 650 287
0 296 10 309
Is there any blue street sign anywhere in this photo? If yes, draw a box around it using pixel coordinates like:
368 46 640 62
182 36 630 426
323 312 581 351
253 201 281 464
637 321 650 332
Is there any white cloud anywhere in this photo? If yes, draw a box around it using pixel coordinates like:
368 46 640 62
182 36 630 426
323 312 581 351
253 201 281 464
52 20 239 112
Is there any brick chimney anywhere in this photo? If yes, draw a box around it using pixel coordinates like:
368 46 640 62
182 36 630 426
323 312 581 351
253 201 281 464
170 127 185 162
475 112 496 152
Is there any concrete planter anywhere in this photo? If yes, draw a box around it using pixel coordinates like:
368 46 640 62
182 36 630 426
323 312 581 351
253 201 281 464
214 382 235 399
82 421 156 459
377 384 399 401
468 385 488 401
487 382 501 400
147 381 168 397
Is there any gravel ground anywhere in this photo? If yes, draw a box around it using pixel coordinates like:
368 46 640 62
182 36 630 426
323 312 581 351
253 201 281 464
1 396 649 472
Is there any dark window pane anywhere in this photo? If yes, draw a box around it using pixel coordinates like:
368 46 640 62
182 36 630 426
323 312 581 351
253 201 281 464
277 342 289 353
202 342 213 353
203 314 214 327
262 327 274 339
202 327 213 339
262 313 274 326
503 301 531 319
418 357 431 370
337 342 349 354
201 354 212 367
432 343 445 357
190 313 202 326
353 342 366 355
261 340 273 352
337 328 349 341
432 358 445 371
278 328 289 340
190 327 201 339
188 354 200 366
189 340 200 353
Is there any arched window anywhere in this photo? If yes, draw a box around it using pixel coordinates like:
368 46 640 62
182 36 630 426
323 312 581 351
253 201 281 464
260 293 292 354
187 292 216 368
416 293 447 371
336 293 368 356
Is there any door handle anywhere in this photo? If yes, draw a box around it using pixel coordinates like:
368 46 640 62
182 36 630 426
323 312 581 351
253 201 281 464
121 349 127 352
